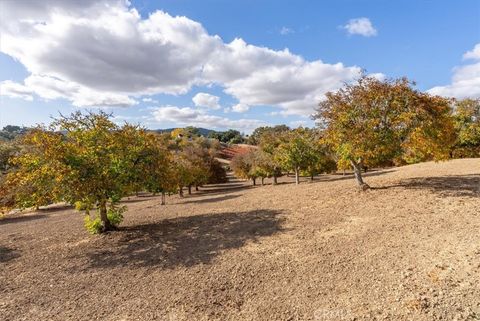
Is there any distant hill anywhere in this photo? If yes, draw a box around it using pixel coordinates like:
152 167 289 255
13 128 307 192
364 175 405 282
152 127 215 137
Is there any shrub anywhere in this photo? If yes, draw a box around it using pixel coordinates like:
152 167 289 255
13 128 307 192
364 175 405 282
74 201 87 211
107 206 126 227
84 215 103 234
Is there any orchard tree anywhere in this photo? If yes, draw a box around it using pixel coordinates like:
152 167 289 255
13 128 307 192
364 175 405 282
0 129 61 211
248 125 290 145
252 150 281 185
135 133 174 205
2 112 166 233
257 129 285 184
451 98 480 157
314 76 455 189
276 128 317 185
230 150 259 185
0 141 18 172
301 129 337 180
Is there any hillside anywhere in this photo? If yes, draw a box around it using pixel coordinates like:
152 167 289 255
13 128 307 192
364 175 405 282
1 159 479 320
152 127 215 137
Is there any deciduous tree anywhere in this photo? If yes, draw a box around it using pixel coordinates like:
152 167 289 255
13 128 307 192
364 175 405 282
314 76 455 189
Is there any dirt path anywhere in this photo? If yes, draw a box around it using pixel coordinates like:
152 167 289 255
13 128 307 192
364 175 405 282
1 159 479 320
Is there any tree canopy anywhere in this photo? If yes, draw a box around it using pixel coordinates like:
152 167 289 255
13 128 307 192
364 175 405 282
313 75 456 188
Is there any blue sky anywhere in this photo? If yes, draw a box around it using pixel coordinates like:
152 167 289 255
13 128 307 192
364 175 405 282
0 0 479 132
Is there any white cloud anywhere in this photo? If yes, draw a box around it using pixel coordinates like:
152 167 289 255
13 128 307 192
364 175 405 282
151 106 267 131
342 18 377 37
428 43 480 99
142 97 158 103
280 27 294 35
192 92 221 109
231 103 250 113
0 80 34 101
290 120 312 128
0 0 364 116
463 44 480 60
23 75 136 107
0 0 220 106
203 38 361 116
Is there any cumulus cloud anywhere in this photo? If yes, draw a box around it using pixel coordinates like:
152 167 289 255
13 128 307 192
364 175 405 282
0 0 364 115
24 75 136 107
203 38 361 115
290 120 312 128
463 44 480 60
0 80 34 101
428 43 480 99
342 18 377 37
152 106 267 131
192 92 221 109
142 97 158 103
231 103 250 113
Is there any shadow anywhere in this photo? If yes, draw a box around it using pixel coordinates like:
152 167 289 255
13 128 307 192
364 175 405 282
373 174 480 197
0 214 47 225
316 168 396 183
120 197 156 204
185 184 254 198
181 194 241 205
0 246 20 263
203 183 246 188
256 169 396 186
37 205 73 213
83 209 284 270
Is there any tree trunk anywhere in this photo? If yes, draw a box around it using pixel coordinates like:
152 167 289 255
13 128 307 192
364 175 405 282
261 177 264 186
252 178 256 186
98 199 112 232
351 160 370 190
343 169 346 176
188 185 192 195
179 186 184 197
294 167 300 185
195 185 199 191
161 192 166 205
273 175 278 185
310 173 314 181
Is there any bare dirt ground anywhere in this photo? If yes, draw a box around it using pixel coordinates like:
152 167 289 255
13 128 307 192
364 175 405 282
1 159 479 321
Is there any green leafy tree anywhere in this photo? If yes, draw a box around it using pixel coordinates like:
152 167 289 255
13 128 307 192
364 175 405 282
2 112 168 232
451 98 480 157
230 149 259 185
275 128 318 185
257 129 285 184
248 125 290 145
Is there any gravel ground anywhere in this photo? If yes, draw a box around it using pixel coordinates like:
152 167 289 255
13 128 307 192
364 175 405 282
1 159 479 321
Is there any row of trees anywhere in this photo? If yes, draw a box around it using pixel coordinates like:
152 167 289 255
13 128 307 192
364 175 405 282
0 113 226 233
231 127 335 186
233 76 479 189
0 75 478 233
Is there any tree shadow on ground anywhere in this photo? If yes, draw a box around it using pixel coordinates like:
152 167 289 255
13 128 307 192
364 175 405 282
84 209 284 270
185 184 253 198
373 174 480 198
267 169 396 186
181 194 241 205
0 214 47 226
0 246 20 263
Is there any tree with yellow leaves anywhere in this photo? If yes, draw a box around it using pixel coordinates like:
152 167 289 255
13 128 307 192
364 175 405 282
314 76 455 189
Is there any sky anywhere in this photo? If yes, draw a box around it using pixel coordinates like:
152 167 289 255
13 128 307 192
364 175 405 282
0 0 479 133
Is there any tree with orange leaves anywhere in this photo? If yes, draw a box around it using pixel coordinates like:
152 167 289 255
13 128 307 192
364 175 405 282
313 75 455 189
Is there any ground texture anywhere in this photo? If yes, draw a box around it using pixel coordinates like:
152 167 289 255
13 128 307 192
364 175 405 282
1 159 479 321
